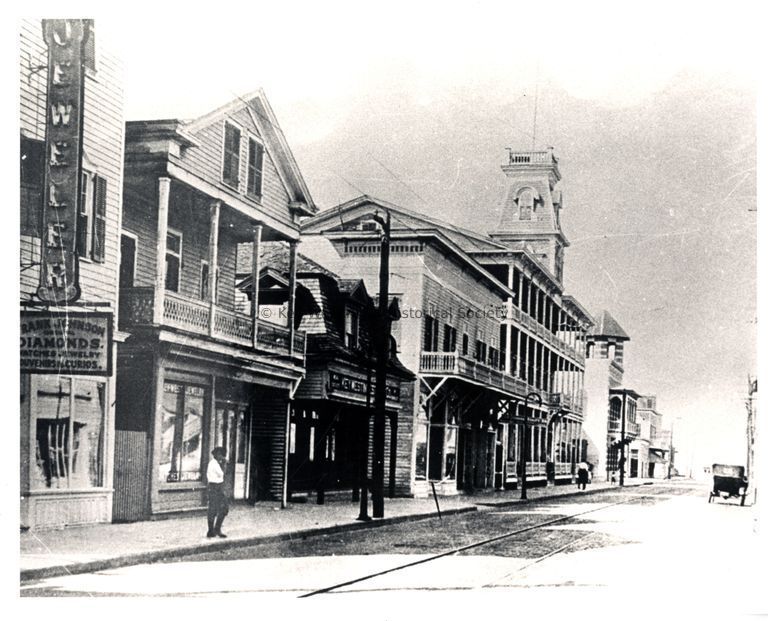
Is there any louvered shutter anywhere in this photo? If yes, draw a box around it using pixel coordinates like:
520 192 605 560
92 175 107 262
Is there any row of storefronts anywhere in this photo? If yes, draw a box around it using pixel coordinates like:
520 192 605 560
20 18 655 530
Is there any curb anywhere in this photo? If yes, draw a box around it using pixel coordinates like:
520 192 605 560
474 481 652 508
20 505 477 583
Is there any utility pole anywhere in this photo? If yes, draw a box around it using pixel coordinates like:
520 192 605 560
372 210 391 518
619 393 626 487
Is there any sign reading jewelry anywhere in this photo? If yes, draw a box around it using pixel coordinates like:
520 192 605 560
20 311 113 376
36 19 90 304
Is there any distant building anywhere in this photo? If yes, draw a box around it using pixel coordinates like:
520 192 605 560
583 310 640 481
636 395 670 479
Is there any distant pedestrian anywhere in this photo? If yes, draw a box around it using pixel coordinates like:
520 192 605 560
577 461 589 490
207 447 229 538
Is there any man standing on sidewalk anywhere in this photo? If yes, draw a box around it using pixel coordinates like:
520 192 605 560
207 447 229 538
577 461 590 491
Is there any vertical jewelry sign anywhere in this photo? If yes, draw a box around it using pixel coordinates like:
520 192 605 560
36 19 89 304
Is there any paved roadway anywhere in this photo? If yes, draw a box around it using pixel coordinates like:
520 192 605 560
20 481 764 614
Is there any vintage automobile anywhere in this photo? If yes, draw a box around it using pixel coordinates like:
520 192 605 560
708 463 748 506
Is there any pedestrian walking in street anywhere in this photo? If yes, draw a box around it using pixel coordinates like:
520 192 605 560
207 447 229 538
577 461 590 490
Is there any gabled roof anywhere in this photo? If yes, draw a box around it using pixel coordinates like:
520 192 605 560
130 89 316 216
301 194 508 253
301 195 516 299
589 310 630 340
237 241 340 281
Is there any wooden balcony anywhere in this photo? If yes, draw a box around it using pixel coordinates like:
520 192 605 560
119 287 305 361
506 304 583 363
419 351 548 400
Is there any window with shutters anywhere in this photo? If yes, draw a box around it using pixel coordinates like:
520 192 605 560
76 172 107 262
222 122 241 188
246 137 264 198
20 136 44 237
76 172 91 259
91 175 107 262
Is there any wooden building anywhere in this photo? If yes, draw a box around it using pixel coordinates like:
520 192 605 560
20 19 125 529
300 150 593 497
236 243 415 501
114 91 315 520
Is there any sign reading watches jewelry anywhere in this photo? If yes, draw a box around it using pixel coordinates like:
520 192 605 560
20 311 113 376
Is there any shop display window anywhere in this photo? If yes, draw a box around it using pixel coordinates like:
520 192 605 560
33 376 105 490
159 381 206 482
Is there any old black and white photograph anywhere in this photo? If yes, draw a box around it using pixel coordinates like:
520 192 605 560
10 0 764 615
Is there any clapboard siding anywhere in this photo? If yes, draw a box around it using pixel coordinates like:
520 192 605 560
19 18 124 305
121 186 158 287
181 108 294 230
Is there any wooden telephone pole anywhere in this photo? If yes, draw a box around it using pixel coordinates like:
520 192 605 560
372 210 391 518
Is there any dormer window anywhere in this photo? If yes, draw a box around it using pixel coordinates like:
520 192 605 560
344 308 359 349
518 188 534 220
222 122 241 188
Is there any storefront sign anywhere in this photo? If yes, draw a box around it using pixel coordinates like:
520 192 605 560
36 19 90 304
20 311 113 376
329 371 400 401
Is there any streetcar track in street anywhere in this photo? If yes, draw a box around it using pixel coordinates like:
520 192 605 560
298 490 655 598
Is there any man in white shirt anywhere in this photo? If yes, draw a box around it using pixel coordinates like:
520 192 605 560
207 447 229 537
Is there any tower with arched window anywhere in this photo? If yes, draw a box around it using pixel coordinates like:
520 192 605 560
490 147 568 282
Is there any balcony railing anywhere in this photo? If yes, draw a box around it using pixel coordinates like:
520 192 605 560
505 305 583 363
419 351 547 400
506 150 556 166
119 287 305 361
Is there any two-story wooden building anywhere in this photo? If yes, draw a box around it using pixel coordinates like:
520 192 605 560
114 91 316 520
300 149 593 497
235 243 415 501
20 19 125 529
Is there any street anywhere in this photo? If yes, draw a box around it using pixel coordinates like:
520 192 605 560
20 481 763 613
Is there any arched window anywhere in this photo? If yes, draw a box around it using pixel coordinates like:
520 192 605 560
518 188 534 220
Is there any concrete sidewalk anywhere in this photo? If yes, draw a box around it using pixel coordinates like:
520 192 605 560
20 480 650 582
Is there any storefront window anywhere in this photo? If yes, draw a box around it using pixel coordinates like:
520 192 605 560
160 382 205 482
414 407 428 481
33 377 105 490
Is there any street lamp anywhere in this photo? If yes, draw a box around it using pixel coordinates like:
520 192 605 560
521 391 542 500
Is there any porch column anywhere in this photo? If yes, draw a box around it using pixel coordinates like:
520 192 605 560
504 309 512 374
515 328 521 377
153 177 171 325
207 201 220 337
250 225 262 349
287 240 298 357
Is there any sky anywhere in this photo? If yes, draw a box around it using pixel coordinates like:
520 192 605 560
13 1 762 474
